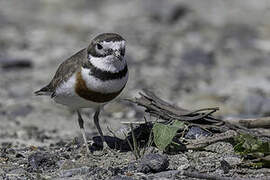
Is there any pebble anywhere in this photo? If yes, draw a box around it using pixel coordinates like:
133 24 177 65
110 175 135 180
6 168 28 180
137 153 169 173
59 166 90 177
260 98 270 116
28 151 58 171
185 126 212 139
0 0 269 179
9 105 33 119
242 94 265 115
205 142 234 155
220 159 231 174
145 0 189 24
7 168 27 175
181 48 215 67
0 58 32 70
223 156 242 167
147 170 180 179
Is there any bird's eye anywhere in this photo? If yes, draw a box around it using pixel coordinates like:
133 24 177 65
96 43 103 50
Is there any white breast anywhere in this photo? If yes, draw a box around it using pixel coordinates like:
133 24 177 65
53 74 103 109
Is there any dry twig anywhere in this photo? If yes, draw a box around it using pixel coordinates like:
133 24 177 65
185 130 237 150
128 89 221 124
231 117 270 128
128 89 270 139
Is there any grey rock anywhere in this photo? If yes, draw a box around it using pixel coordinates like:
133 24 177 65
145 0 190 24
7 168 27 175
137 153 169 173
168 154 189 171
205 142 234 155
110 175 135 180
5 168 29 180
181 48 215 67
9 105 33 119
0 0 270 179
185 126 212 139
220 160 231 174
0 58 32 70
147 170 180 179
243 94 265 115
223 156 242 167
59 166 90 177
260 98 270 116
28 151 59 171
219 24 258 51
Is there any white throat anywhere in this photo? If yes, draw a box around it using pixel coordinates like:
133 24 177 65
88 54 126 73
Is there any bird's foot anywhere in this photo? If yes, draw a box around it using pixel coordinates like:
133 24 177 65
80 144 101 160
93 142 118 157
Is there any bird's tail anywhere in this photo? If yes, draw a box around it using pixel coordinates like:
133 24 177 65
34 86 52 96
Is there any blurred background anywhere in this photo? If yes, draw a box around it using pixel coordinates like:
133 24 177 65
1 0 270 146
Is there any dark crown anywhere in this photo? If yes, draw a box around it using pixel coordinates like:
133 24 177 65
92 33 125 43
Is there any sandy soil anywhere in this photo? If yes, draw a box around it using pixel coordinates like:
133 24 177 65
0 0 270 179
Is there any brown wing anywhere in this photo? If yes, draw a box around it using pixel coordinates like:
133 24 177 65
35 48 88 96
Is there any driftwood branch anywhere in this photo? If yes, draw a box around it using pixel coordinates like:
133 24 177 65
181 170 248 180
185 130 237 150
225 117 270 128
128 89 270 138
151 169 248 180
128 89 222 124
123 90 270 179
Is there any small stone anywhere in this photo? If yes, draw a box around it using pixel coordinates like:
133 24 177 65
137 153 169 173
181 48 215 67
0 58 32 70
108 167 123 176
110 175 135 180
146 1 189 24
59 166 90 177
15 153 25 158
9 105 33 119
113 112 124 119
205 142 234 155
185 126 212 139
220 160 231 174
220 24 258 50
0 168 5 175
59 159 77 170
28 151 58 171
6 148 16 154
126 110 136 119
223 156 242 167
260 98 270 116
6 168 28 180
243 94 264 115
8 168 26 175
147 170 180 179
170 155 190 170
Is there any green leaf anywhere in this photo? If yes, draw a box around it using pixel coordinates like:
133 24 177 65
171 120 185 129
234 134 270 155
234 133 270 168
153 121 185 151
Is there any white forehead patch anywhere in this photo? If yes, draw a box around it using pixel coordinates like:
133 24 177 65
101 40 125 50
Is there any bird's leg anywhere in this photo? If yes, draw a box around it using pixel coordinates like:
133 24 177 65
77 110 90 154
93 107 108 149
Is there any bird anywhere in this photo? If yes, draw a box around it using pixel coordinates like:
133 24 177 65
35 33 128 154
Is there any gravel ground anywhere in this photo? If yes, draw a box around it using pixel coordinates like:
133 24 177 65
0 0 270 179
